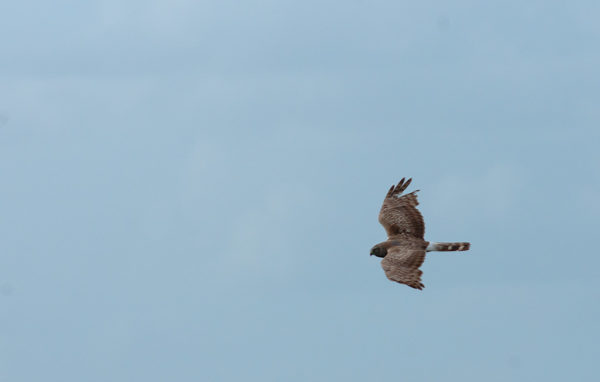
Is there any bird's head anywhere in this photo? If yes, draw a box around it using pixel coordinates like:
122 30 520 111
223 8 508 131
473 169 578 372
369 244 388 258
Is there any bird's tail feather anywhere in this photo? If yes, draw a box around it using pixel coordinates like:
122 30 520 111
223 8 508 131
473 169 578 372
426 242 470 252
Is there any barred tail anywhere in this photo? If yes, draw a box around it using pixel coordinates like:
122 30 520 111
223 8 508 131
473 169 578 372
426 242 470 252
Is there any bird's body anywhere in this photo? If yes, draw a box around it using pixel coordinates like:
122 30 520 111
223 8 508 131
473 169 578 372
370 178 470 290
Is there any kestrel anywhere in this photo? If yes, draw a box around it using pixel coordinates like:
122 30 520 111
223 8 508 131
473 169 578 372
370 178 470 289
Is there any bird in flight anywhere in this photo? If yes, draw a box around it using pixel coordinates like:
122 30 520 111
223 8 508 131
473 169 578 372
370 178 470 289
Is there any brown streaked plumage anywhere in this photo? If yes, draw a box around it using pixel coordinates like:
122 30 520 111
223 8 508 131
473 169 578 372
370 178 471 290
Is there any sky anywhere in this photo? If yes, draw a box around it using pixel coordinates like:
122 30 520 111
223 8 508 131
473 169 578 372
1 0 599 381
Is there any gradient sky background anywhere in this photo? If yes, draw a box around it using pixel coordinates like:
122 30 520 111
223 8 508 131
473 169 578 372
1 1 599 381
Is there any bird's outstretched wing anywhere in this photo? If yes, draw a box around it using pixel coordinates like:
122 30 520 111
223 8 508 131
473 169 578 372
378 178 425 239
381 245 426 290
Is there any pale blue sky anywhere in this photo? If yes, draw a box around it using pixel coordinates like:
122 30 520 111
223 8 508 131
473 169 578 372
1 1 599 381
